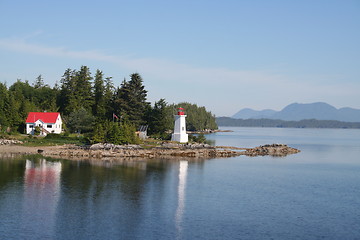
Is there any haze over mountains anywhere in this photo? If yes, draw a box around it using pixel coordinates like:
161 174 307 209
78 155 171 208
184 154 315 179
232 102 360 122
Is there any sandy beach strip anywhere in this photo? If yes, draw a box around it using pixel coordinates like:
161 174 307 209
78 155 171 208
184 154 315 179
0 144 67 155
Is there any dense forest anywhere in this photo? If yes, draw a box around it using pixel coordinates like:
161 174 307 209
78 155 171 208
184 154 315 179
216 117 360 129
0 66 217 143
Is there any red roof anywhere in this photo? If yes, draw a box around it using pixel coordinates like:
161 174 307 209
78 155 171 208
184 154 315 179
26 112 60 124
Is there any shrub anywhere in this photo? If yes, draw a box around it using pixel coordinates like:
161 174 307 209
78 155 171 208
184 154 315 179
34 126 41 136
189 133 207 143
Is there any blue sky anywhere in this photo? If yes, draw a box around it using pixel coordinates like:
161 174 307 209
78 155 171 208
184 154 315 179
0 0 359 116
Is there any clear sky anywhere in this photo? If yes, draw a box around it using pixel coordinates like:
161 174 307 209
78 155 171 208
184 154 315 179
0 0 359 116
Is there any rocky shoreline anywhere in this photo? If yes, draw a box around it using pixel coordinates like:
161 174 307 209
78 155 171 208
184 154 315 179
0 140 300 160
242 144 301 157
40 143 299 160
0 139 23 145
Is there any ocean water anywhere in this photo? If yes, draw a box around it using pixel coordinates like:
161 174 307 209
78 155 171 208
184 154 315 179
0 127 360 240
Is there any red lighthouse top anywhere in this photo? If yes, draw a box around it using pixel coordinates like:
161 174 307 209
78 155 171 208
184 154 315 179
177 108 185 115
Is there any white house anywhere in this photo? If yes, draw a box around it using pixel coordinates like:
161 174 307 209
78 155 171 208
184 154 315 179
26 112 62 136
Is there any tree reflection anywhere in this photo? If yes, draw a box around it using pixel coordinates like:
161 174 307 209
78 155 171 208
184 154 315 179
55 158 173 239
0 156 27 190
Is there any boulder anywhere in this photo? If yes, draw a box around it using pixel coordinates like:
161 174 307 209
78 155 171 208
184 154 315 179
245 144 300 157
0 139 23 145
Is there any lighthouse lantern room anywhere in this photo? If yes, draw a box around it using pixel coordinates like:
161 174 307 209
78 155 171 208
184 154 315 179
171 108 188 143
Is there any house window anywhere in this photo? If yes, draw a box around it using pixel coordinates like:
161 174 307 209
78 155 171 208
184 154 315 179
47 125 52 128
29 125 33 128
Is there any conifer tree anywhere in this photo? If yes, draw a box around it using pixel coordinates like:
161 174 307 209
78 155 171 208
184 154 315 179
90 123 106 143
59 68 77 115
93 69 106 119
0 83 10 130
106 122 123 144
112 79 128 118
32 75 59 112
146 98 172 136
59 66 93 115
112 73 150 127
117 119 139 144
74 66 93 112
34 85 58 112
104 77 115 119
34 75 45 89
67 108 95 133
8 80 37 132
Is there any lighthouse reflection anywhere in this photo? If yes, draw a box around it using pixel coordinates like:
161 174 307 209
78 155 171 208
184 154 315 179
175 160 188 238
22 159 62 237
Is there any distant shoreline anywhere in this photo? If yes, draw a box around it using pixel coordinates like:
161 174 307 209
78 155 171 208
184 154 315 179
216 117 360 129
187 129 232 134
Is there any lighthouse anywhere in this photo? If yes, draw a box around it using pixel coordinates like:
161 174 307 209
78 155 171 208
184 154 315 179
171 108 188 143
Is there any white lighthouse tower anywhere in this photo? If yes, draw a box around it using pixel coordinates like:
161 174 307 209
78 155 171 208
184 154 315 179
171 108 188 143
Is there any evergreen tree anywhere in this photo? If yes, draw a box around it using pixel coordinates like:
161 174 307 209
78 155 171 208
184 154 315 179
0 83 10 131
106 122 123 145
116 119 139 144
9 79 36 103
34 85 59 112
146 98 172 136
104 77 115 118
90 122 106 143
67 108 95 133
32 75 59 112
93 69 106 119
58 68 77 115
34 74 45 89
112 73 150 127
89 119 139 145
58 66 93 115
8 80 37 132
74 66 93 112
3 91 19 132
112 79 128 119
112 79 126 115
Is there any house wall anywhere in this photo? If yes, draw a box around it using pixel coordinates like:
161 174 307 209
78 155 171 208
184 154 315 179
50 116 62 134
26 124 35 135
26 115 63 135
55 115 63 133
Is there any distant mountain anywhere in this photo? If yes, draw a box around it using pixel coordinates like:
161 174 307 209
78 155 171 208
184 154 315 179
232 102 360 122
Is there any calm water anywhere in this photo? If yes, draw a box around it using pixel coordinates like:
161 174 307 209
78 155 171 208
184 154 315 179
1 127 360 240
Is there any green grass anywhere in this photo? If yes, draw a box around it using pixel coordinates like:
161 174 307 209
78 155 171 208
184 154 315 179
21 134 87 146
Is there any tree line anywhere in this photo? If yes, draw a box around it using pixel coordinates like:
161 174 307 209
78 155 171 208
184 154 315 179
216 117 360 129
0 66 217 143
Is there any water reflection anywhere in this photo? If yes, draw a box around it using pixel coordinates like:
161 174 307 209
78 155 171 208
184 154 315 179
86 158 148 170
176 160 188 239
0 156 204 239
22 159 62 238
1 127 360 239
